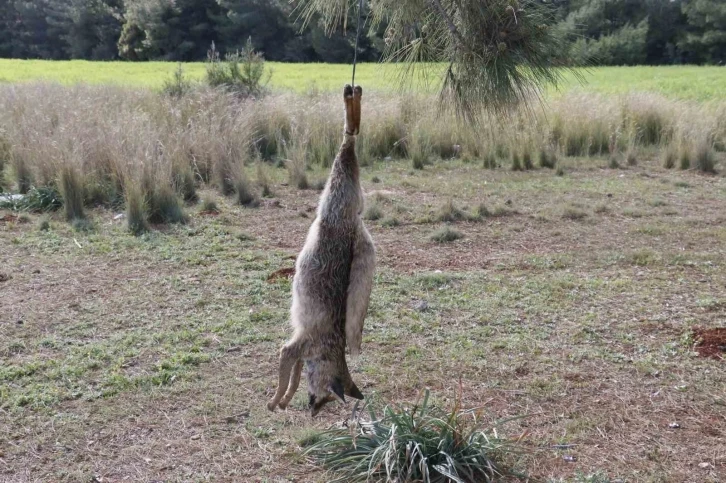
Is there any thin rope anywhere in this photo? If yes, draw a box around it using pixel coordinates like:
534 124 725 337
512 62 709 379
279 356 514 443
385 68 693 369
351 0 364 86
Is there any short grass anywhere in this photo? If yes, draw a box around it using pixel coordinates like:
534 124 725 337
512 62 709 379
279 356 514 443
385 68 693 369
1 60 725 100
2 152 725 482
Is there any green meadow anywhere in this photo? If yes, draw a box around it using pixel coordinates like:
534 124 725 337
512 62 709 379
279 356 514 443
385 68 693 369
1 59 725 100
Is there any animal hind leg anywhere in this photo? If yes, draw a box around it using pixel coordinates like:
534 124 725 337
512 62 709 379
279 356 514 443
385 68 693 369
267 339 304 411
278 359 303 410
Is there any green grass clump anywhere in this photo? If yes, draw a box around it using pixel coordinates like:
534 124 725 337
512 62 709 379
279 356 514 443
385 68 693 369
381 216 400 227
430 226 464 243
303 390 513 483
510 152 523 171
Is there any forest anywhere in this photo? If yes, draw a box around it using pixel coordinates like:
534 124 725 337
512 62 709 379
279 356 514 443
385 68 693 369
0 0 724 65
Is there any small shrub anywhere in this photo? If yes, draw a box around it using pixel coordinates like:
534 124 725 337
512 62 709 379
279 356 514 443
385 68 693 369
608 155 620 169
674 181 690 188
556 166 565 176
371 176 381 183
694 141 716 173
38 218 50 231
59 166 85 221
125 183 148 236
303 390 513 483
205 39 271 97
162 63 193 98
430 226 463 243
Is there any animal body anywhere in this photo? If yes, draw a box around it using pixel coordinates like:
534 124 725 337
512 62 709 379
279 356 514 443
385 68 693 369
267 84 375 416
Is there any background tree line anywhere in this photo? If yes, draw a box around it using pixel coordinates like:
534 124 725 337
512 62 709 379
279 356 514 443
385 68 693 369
0 0 723 64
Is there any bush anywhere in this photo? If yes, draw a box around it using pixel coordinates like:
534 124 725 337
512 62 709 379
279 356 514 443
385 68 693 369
162 63 193 98
147 182 187 224
205 39 271 97
303 390 514 483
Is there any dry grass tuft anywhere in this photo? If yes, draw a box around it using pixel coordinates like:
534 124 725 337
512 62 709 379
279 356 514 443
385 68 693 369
59 165 85 221
430 226 464 243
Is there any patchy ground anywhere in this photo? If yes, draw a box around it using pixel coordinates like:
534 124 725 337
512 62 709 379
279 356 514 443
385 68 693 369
1 156 725 482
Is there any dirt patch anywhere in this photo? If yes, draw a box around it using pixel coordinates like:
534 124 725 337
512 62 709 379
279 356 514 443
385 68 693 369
692 327 726 360
267 266 295 283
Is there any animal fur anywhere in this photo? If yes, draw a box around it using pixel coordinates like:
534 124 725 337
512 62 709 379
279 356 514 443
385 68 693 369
267 84 375 416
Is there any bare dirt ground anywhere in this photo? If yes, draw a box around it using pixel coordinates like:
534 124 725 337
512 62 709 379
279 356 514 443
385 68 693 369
1 157 725 482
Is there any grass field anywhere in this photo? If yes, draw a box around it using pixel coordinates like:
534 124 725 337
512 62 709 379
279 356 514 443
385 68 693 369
2 157 725 481
0 70 725 482
1 59 725 100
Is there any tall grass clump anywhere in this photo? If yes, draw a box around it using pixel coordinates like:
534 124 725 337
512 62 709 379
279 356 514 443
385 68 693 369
303 390 515 483
58 165 85 221
0 132 9 190
662 144 677 169
125 183 148 236
679 144 691 170
145 181 187 224
538 146 557 169
694 140 716 173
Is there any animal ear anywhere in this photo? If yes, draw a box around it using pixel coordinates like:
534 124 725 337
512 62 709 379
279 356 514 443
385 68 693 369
347 381 364 400
329 378 346 404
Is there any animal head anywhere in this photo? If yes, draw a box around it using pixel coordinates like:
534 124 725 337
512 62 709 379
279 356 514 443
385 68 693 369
306 358 364 417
